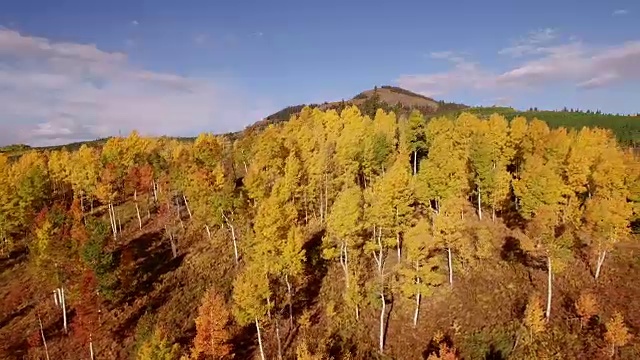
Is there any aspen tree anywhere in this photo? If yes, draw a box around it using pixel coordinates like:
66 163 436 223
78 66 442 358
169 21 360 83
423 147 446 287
233 266 272 360
401 219 444 326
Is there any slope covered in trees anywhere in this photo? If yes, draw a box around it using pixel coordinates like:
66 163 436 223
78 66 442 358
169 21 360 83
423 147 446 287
1 107 640 359
446 107 640 146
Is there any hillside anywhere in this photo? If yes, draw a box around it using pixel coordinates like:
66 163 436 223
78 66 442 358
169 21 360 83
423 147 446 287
260 85 467 126
2 107 640 359
3 86 638 154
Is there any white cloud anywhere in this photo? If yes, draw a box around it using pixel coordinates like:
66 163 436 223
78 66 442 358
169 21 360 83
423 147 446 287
613 9 629 16
131 20 139 26
397 32 640 100
499 28 557 57
0 29 266 146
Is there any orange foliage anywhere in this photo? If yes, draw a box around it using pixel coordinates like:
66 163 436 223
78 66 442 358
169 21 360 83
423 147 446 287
71 271 100 344
194 288 233 359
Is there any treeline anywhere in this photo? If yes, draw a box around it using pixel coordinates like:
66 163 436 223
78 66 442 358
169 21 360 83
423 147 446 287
1 106 639 359
446 107 640 146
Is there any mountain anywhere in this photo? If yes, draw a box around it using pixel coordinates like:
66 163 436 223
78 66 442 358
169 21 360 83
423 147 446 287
255 85 468 129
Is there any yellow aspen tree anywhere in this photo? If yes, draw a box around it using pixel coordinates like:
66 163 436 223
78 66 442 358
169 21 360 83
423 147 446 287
244 126 287 203
0 154 19 255
12 152 51 227
405 110 427 175
432 196 466 287
508 116 529 174
335 106 366 187
575 292 598 329
69 145 99 211
372 108 398 149
584 145 632 280
324 186 364 319
401 219 444 326
605 312 631 358
523 294 545 342
514 149 569 321
232 265 272 360
47 149 71 194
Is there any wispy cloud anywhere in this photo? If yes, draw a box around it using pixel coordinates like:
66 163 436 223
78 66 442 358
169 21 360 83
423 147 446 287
131 20 139 26
397 32 640 99
0 29 267 146
193 34 208 45
613 9 629 16
499 28 557 57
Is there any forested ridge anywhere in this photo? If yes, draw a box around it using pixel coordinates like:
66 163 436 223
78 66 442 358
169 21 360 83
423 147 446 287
1 106 640 359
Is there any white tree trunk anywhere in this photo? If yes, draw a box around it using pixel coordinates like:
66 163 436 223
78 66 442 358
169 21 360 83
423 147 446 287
414 289 421 327
152 180 158 202
255 318 266 360
275 319 283 360
324 173 329 218
319 189 324 224
339 242 350 288
546 256 552 320
595 250 607 280
414 260 421 327
174 198 184 229
135 191 142 230
447 247 453 286
183 195 193 219
413 151 417 176
170 233 177 259
285 274 293 327
38 314 51 360
205 225 211 240
61 287 67 334
89 333 95 360
221 211 239 264
108 203 117 240
377 227 384 274
477 187 482 220
379 292 386 353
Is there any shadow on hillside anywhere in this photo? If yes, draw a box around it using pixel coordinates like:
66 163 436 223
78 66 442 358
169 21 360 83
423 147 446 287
422 334 455 359
114 231 185 305
484 344 507 360
0 246 28 275
296 228 328 312
0 304 33 330
230 324 258 359
501 236 545 271
115 290 171 339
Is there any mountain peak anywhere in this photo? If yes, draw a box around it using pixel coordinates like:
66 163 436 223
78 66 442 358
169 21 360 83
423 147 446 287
260 86 467 128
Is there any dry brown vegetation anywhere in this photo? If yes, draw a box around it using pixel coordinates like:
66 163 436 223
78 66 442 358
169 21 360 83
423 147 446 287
1 106 640 359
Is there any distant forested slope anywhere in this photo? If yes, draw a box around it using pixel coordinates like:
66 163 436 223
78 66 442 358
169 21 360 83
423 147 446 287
440 107 640 146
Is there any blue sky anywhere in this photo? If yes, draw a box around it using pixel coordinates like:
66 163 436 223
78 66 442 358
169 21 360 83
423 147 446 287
0 0 638 145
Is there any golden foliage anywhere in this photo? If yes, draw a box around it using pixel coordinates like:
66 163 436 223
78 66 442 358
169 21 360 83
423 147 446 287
194 288 232 359
575 292 598 327
523 295 545 339
605 312 631 350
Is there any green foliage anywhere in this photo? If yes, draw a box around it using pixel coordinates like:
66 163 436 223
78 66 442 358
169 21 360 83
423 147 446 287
82 219 118 300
